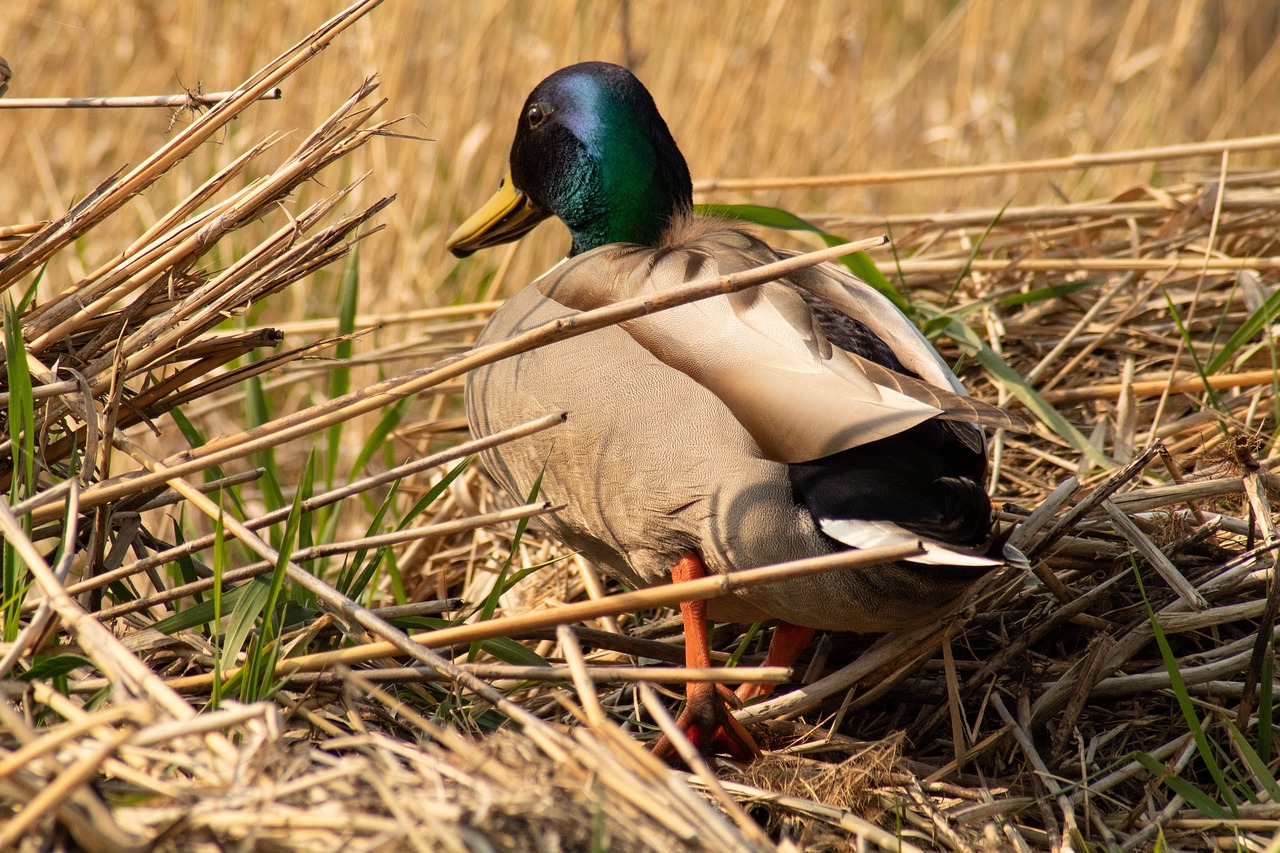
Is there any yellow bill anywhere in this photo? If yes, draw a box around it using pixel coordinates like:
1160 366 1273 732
447 169 550 257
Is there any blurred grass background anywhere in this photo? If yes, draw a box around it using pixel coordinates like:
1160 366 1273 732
4 0 1280 321
4 6 1280 845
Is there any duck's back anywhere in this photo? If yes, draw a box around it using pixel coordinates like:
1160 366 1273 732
465 224 992 631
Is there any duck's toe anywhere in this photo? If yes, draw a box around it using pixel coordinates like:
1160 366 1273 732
651 682 759 764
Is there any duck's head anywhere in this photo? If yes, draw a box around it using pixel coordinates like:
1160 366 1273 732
448 62 693 258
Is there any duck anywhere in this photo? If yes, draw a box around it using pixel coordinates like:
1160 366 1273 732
448 61 1022 760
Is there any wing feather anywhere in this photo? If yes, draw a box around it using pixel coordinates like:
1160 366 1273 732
531 227 1023 464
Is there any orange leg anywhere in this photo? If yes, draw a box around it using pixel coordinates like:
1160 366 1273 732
651 554 760 762
736 621 816 705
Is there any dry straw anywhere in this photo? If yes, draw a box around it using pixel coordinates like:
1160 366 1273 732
3 1 1280 850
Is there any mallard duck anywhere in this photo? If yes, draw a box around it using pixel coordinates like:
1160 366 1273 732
449 61 1020 759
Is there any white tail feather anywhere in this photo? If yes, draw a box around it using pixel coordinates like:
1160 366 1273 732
819 518 1002 567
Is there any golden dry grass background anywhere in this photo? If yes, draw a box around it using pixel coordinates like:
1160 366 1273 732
6 4 1280 848
4 0 1280 322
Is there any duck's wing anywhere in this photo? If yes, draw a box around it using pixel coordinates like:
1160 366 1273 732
780 246 969 394
851 354 1027 433
535 229 1021 464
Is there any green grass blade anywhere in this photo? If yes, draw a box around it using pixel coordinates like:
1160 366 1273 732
1133 752 1232 819
695 202 910 313
335 480 402 597
1163 289 1223 412
940 317 1110 467
2 299 35 643
726 622 765 668
1136 560 1239 816
995 280 1101 307
240 453 312 702
4 299 35 495
468 466 544 661
15 264 46 316
384 546 407 607
943 198 1011 310
245 372 285 513
211 502 227 709
400 458 472 527
148 582 258 635
1205 280 1280 375
218 580 272 675
333 457 472 605
347 397 409 481
169 408 206 449
295 452 318 588
1 546 30 644
168 520 202 605
394 616 549 667
326 250 361 488
169 409 243 499
477 469 544 625
19 653 95 682
475 635 550 667
1225 720 1280 802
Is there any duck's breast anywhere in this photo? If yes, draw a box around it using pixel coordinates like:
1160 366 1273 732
465 276 821 597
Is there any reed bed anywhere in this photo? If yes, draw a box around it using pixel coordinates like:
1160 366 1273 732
3 1 1280 851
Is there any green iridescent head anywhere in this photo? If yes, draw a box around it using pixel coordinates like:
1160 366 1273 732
448 62 693 258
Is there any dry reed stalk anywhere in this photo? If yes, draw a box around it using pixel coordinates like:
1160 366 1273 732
0 722 139 851
266 664 791 688
1102 498 1208 609
0 88 283 110
266 301 504 336
0 705 145 853
348 672 763 852
695 132 1280 191
159 541 922 692
636 681 775 847
10 413 562 588
91 502 556 621
0 0 385 288
1039 369 1280 404
898 256 1280 273
0 492 241 784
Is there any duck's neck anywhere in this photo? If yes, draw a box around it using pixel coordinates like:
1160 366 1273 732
560 162 672 255
560 103 692 256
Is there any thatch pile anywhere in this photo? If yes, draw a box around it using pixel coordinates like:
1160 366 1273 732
3 2 1280 851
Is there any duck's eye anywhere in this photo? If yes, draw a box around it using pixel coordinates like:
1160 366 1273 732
526 102 549 129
